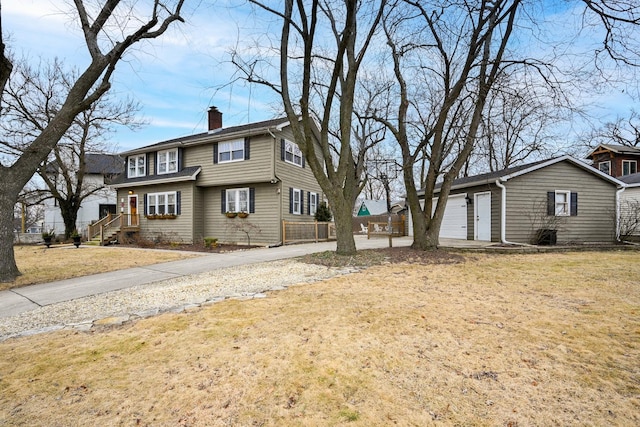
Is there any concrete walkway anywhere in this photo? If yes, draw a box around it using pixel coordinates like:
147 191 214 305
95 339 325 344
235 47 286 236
0 236 405 319
0 236 496 319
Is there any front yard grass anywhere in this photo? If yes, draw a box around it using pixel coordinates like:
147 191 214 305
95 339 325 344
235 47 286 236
0 250 638 426
3 245 197 291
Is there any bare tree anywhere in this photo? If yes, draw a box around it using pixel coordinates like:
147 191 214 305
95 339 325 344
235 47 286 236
1 58 141 239
583 110 640 149
377 0 639 251
233 0 387 255
0 1 185 282
465 73 568 174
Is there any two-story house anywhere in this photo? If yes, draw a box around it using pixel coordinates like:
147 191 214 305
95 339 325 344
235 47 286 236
586 144 640 177
108 107 324 246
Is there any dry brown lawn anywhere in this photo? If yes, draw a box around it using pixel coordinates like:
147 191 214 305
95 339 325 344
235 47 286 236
3 245 196 291
0 250 638 426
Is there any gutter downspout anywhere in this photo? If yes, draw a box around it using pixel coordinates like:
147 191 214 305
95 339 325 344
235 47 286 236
268 129 283 247
495 179 521 245
615 187 625 242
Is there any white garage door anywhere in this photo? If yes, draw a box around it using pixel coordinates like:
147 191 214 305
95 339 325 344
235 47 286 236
408 194 468 239
434 194 468 239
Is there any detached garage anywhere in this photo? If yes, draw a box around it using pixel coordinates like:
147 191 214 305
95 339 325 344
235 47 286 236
408 156 623 244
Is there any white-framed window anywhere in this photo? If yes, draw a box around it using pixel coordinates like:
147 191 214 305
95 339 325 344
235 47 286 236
284 140 303 167
147 191 177 215
622 160 637 176
309 192 318 216
128 154 146 178
226 188 249 213
218 140 245 163
598 161 611 175
554 190 570 216
292 188 302 215
157 148 178 175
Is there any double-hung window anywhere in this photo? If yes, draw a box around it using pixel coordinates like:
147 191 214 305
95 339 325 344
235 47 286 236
157 149 178 174
128 154 146 178
622 160 637 176
226 188 249 213
547 190 577 217
147 191 177 215
554 191 570 216
284 140 303 167
309 192 318 216
291 188 302 215
218 140 245 163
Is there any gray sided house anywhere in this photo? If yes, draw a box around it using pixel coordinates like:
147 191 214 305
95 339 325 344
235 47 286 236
412 156 624 244
109 108 324 246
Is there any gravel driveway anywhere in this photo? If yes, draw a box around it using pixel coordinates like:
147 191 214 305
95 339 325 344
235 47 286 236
0 259 352 342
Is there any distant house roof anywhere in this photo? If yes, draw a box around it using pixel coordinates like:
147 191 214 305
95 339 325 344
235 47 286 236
587 144 640 158
121 116 294 155
619 172 640 186
45 153 123 175
421 156 624 196
85 153 124 175
357 200 389 216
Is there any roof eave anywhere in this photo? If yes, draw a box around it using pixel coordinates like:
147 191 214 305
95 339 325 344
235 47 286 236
110 167 202 189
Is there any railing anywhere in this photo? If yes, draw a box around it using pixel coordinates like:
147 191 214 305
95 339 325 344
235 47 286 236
88 213 139 245
88 213 114 240
283 221 336 244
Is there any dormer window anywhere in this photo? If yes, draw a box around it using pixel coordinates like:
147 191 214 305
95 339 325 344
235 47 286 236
128 154 146 178
598 161 610 175
157 148 178 174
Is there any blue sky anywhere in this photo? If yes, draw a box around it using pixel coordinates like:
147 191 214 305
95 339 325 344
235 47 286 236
4 0 282 152
4 1 639 155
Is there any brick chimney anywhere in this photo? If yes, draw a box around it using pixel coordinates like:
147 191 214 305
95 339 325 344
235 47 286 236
208 106 222 131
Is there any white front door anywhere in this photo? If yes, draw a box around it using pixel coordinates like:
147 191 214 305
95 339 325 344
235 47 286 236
474 192 491 241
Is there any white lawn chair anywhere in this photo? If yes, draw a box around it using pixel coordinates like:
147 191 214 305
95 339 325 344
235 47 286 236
360 223 368 234
373 223 383 233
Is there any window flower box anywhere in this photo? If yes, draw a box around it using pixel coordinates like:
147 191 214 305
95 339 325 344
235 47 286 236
225 212 238 218
238 212 249 218
146 214 177 220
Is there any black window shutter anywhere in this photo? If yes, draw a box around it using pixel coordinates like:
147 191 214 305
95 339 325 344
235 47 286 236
300 191 304 215
213 143 219 164
146 153 152 176
289 187 293 214
570 192 578 216
176 191 181 215
249 187 255 213
307 191 311 215
221 189 226 213
244 137 250 160
178 147 183 171
155 152 159 174
301 153 305 168
281 139 285 161
547 192 555 216
143 193 148 216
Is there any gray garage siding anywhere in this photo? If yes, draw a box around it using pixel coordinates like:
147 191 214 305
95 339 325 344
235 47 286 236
504 162 617 243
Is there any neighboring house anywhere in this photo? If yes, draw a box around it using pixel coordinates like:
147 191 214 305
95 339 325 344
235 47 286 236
618 172 640 239
409 156 625 244
43 153 123 235
356 200 389 216
586 144 640 177
109 107 324 246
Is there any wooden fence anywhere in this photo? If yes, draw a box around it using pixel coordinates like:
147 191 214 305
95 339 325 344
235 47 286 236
282 221 336 244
